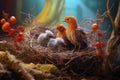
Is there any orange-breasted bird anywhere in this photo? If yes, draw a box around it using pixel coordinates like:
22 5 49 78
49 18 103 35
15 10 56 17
56 24 66 38
56 24 74 49
64 16 88 51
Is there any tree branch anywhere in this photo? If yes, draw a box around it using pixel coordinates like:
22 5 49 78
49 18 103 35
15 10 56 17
106 0 116 35
114 1 120 30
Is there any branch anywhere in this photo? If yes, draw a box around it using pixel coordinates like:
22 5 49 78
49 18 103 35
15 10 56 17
114 1 120 30
106 0 116 35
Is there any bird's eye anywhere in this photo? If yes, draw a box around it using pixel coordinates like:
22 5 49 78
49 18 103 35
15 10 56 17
56 27 59 30
67 18 70 21
60 27 63 30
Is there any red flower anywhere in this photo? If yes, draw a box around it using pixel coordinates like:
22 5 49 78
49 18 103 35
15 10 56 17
95 42 101 48
96 30 103 37
8 28 16 35
2 22 11 32
14 32 24 42
17 26 24 32
100 42 105 47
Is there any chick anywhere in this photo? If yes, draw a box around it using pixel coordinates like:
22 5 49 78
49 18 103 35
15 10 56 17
47 37 65 50
64 16 88 52
56 24 66 38
37 30 55 47
56 24 74 49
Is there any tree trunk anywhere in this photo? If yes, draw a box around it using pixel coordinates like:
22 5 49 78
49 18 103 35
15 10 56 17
105 0 120 75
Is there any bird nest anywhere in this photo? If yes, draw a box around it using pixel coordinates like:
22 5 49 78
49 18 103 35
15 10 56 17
0 24 103 76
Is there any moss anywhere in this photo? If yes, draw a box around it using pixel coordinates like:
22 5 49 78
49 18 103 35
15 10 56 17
0 51 60 80
22 63 59 75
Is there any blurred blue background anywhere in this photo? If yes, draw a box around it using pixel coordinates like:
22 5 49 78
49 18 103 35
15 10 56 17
0 0 118 31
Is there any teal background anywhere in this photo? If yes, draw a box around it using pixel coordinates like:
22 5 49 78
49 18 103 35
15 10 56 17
0 0 118 32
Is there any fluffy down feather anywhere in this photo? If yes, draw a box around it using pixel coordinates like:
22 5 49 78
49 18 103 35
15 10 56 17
37 30 55 47
47 37 65 50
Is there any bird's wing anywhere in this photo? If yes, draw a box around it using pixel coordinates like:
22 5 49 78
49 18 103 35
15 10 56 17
75 29 88 48
76 29 86 39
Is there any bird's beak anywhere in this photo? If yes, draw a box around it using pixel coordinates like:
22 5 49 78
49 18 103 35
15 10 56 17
63 20 66 22
56 27 59 30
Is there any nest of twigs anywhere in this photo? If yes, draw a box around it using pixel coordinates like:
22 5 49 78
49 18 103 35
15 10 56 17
0 24 103 76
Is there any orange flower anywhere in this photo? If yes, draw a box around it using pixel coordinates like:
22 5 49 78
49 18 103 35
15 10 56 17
2 22 11 32
9 16 16 24
0 18 6 24
91 23 99 31
95 50 100 56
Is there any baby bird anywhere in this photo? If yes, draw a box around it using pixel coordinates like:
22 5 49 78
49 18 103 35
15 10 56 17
37 30 55 47
56 24 74 49
56 24 66 38
47 37 65 50
64 16 88 52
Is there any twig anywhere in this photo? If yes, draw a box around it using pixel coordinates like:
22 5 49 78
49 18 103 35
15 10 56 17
65 51 95 66
0 40 7 44
2 10 9 20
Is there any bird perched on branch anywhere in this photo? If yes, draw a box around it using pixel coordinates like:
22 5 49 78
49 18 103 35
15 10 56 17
64 16 88 52
37 30 55 47
56 24 74 49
